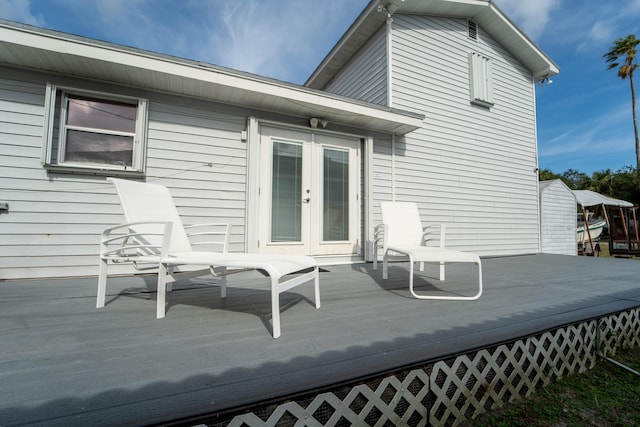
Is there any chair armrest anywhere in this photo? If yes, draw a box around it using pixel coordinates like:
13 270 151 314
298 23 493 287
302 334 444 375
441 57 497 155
423 224 446 248
184 223 231 252
374 223 385 245
100 221 173 261
373 224 386 267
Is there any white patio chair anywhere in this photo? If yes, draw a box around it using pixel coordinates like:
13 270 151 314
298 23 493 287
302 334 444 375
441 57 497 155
96 178 320 338
373 202 482 300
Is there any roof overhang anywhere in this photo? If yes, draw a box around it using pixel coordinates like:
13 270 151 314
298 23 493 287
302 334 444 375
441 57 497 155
0 19 424 135
306 0 560 89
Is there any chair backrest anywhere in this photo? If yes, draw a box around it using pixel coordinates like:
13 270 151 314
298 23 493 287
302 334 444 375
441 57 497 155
108 178 193 253
380 202 424 247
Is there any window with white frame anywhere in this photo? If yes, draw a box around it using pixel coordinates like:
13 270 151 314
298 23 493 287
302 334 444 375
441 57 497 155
42 84 148 175
468 52 494 108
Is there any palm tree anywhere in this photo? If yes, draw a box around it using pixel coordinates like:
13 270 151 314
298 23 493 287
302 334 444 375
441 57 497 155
590 169 614 195
603 34 640 174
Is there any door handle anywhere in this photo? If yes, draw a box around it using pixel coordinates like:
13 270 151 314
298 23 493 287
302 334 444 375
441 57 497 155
303 197 311 203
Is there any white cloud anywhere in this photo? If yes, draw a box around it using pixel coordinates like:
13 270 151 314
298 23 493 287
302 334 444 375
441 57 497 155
201 0 362 83
574 0 640 51
539 102 635 159
588 20 616 45
628 0 640 13
493 0 560 40
23 0 365 84
0 0 44 26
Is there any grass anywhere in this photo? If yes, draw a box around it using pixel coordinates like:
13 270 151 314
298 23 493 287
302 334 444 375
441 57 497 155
466 346 640 426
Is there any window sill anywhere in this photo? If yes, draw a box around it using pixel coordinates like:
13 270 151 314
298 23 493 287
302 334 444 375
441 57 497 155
44 164 145 178
471 99 494 109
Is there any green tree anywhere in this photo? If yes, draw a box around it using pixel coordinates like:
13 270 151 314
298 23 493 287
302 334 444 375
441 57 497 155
538 168 561 182
603 34 640 173
562 168 590 190
589 169 614 194
612 165 640 205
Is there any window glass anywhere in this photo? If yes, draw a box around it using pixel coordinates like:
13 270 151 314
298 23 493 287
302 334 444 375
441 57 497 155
66 96 136 133
65 130 134 166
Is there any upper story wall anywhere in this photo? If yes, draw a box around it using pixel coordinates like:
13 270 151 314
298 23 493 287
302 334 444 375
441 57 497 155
389 15 540 255
391 14 536 130
324 26 388 106
323 13 542 255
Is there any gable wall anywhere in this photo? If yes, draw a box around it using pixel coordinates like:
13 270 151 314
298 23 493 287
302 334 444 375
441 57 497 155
324 26 388 106
0 69 249 279
385 14 541 255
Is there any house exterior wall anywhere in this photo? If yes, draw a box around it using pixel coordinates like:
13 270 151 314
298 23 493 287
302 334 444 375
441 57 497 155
325 27 388 106
0 12 548 279
0 68 250 279
539 180 577 256
328 14 542 255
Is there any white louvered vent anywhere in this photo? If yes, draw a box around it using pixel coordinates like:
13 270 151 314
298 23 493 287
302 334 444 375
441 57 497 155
468 20 478 40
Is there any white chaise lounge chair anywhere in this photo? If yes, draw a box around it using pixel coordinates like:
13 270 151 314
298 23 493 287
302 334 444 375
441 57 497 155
373 202 482 300
96 178 320 338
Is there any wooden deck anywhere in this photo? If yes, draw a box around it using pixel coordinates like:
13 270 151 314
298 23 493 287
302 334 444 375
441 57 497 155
1 254 639 426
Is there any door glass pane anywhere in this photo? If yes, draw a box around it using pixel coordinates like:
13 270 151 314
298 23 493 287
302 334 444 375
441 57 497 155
323 148 349 241
271 141 302 242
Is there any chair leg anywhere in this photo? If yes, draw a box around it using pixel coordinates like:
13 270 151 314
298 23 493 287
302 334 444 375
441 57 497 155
271 277 281 339
220 267 227 299
409 259 482 301
157 263 168 319
167 266 174 292
382 250 389 280
314 266 321 309
408 256 417 298
373 245 378 270
97 258 108 308
475 259 483 299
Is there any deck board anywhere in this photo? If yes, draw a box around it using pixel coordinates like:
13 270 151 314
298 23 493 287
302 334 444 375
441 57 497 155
1 254 639 426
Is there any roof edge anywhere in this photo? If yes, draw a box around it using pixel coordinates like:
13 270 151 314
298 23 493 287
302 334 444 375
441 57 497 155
0 18 424 134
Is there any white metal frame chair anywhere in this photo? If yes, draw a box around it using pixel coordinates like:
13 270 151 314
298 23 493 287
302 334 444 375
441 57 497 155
373 202 482 300
97 178 320 338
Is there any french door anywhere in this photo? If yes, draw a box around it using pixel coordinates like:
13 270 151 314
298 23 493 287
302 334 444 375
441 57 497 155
258 126 360 256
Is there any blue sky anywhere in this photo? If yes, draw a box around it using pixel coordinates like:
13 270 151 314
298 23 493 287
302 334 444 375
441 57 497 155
2 0 640 175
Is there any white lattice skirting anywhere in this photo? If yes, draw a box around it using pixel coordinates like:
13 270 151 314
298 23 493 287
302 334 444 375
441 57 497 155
211 307 640 426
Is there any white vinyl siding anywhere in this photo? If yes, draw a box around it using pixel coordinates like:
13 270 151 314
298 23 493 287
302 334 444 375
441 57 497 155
0 71 248 279
385 15 540 255
324 27 388 106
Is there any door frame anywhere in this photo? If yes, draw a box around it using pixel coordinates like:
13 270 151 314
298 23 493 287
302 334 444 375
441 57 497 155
246 118 370 261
